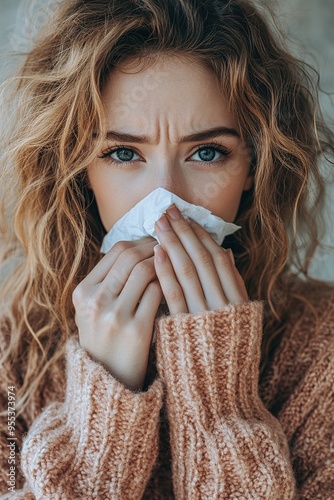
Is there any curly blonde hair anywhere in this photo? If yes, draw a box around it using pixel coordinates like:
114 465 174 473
1 0 334 421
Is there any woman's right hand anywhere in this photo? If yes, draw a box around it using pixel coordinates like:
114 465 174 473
72 236 163 391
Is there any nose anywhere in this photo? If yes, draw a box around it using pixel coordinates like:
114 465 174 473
150 163 188 201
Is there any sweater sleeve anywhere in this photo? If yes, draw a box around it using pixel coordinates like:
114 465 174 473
0 337 164 500
259 290 334 499
155 300 298 499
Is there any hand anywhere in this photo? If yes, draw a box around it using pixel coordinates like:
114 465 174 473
72 236 163 391
153 204 249 315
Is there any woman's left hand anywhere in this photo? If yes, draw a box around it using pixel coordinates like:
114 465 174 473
153 204 249 315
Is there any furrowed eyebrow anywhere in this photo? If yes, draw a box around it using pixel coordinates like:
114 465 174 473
92 126 240 144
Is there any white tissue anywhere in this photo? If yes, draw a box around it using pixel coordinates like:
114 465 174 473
100 187 241 254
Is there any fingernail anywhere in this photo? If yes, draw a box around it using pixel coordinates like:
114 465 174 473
228 248 235 266
156 214 171 231
154 244 166 262
166 204 181 220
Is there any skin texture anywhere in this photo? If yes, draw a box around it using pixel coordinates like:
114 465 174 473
74 55 251 390
87 54 253 230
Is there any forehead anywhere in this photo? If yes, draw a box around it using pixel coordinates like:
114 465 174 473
101 54 235 130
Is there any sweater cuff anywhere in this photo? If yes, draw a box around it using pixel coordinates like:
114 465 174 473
64 337 164 448
18 337 165 498
155 301 265 423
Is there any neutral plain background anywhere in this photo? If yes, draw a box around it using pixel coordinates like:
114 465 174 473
0 0 333 281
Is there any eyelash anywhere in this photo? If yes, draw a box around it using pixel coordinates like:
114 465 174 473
98 142 233 167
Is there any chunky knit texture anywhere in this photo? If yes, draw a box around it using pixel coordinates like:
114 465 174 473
0 283 333 499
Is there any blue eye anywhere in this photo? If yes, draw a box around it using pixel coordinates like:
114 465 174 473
98 146 141 163
98 142 232 166
193 147 218 162
191 144 232 163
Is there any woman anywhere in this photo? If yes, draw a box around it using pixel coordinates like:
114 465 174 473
0 0 333 498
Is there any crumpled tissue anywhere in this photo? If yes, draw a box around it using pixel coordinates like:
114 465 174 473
100 187 241 254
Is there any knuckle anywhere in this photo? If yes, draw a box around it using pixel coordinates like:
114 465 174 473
106 306 122 328
165 285 183 303
113 240 131 254
72 284 85 307
132 259 153 276
165 235 181 248
180 261 196 279
147 280 162 294
179 220 193 233
106 276 121 295
193 228 206 242
215 250 230 267
196 248 212 265
90 288 113 311
117 246 138 266
110 267 124 286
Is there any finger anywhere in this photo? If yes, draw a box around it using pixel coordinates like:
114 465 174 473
153 244 188 315
108 255 159 318
82 237 156 286
154 213 208 313
227 249 249 302
189 219 248 304
165 208 231 309
135 279 163 327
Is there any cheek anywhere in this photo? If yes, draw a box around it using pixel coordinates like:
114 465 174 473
192 174 247 223
95 190 132 232
86 167 119 231
211 188 243 222
88 174 145 232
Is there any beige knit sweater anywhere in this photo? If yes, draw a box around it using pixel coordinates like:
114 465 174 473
0 282 333 499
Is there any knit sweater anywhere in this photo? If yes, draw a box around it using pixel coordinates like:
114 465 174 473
0 281 333 499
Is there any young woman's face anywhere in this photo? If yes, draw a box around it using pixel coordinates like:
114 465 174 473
87 55 253 232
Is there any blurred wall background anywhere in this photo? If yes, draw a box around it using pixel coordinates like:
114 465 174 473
0 0 333 281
